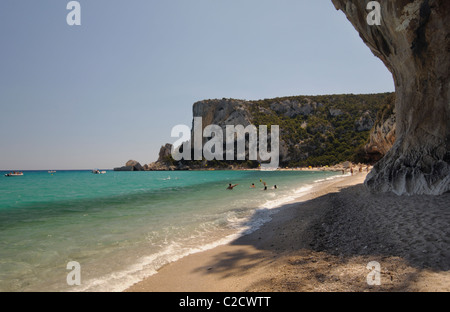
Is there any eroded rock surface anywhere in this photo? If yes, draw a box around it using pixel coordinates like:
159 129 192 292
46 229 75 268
332 0 450 195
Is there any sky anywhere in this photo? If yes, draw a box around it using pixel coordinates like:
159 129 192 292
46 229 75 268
0 0 394 170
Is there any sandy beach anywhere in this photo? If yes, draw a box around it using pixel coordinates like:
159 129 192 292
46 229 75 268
125 172 450 292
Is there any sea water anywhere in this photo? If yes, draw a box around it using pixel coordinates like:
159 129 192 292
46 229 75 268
0 169 345 292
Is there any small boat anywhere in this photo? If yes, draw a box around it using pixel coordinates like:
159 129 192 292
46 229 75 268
48 170 56 174
5 172 24 177
92 169 106 174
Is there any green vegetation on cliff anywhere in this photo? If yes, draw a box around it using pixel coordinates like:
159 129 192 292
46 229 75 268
151 92 395 170
248 92 394 167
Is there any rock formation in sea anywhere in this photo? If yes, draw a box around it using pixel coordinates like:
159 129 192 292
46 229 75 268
114 160 144 171
332 0 449 195
147 144 177 171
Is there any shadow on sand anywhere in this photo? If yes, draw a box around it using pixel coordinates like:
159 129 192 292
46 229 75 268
191 183 450 291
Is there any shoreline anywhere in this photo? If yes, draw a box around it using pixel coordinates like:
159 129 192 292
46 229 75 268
125 171 450 292
124 173 365 292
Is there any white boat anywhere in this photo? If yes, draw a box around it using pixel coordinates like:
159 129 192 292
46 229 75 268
5 172 24 177
92 169 106 174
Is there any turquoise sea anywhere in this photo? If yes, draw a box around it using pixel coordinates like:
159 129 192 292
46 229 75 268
0 169 345 292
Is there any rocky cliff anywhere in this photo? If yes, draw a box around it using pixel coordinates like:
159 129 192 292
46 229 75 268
133 93 395 171
193 96 375 167
332 0 450 195
192 99 253 134
147 144 177 170
161 93 392 168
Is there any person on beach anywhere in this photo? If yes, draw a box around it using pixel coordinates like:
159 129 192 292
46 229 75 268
227 183 238 190
263 186 267 191
273 185 277 189
250 183 255 188
350 167 354 175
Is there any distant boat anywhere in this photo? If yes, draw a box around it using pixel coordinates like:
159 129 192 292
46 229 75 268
48 170 56 174
5 172 24 177
92 169 106 174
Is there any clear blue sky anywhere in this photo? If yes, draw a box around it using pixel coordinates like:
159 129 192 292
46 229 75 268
0 0 394 170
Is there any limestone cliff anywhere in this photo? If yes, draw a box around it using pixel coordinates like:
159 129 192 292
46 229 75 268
144 93 394 171
192 99 253 133
147 144 177 171
189 94 392 167
332 0 450 195
191 99 289 164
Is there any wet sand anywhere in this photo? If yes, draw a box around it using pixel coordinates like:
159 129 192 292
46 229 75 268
125 172 450 292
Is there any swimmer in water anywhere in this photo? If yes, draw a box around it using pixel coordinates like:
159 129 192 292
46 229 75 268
227 183 238 190
250 183 255 188
273 185 277 189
